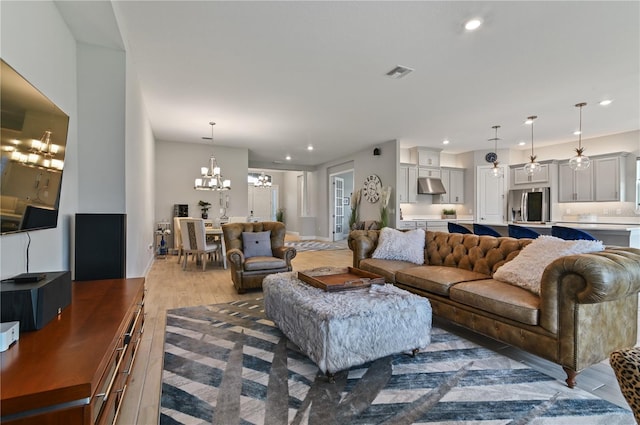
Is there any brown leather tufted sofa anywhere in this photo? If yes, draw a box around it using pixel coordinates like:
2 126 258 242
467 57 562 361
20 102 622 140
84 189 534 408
348 229 640 388
223 221 297 293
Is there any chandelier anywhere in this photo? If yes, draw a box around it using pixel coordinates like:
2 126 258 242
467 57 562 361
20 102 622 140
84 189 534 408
569 102 590 171
488 125 503 178
255 172 272 188
194 122 231 191
523 115 541 176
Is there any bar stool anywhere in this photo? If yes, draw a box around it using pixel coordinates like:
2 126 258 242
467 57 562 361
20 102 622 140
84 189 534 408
473 223 501 237
551 225 596 241
508 224 540 239
447 222 472 234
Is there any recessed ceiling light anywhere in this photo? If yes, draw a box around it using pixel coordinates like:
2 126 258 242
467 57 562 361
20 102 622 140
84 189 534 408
465 19 482 31
285 155 291 161
599 99 612 106
573 130 581 136
442 140 450 145
307 145 314 151
518 141 526 146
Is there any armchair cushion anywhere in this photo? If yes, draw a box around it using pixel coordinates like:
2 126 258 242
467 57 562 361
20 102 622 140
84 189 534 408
243 230 272 258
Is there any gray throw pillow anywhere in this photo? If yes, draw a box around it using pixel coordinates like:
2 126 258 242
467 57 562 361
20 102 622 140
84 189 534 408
242 231 272 258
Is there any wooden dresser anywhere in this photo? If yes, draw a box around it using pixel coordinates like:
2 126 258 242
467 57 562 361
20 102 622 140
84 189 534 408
0 278 145 425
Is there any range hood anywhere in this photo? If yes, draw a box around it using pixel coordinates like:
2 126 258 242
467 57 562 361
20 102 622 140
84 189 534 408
417 177 446 195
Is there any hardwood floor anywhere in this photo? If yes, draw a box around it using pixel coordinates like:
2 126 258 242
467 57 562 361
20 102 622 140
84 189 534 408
118 247 633 424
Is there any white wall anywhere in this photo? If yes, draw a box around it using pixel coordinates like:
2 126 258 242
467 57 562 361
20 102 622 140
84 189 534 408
76 43 126 212
124 48 157 277
314 140 398 238
0 1 156 279
1 1 79 278
154 140 249 229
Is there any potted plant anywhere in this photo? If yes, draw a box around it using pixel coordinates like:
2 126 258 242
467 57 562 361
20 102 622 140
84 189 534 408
442 208 457 219
276 208 285 223
198 200 211 219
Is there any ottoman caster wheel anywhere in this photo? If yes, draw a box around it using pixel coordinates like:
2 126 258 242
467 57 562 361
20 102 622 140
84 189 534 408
326 372 335 383
411 348 419 357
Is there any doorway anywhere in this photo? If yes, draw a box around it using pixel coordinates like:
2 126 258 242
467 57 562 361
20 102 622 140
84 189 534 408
330 170 354 241
476 165 507 223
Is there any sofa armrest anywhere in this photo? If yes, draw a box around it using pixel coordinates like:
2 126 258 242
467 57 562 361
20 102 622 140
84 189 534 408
226 248 245 268
348 230 380 268
273 246 297 266
540 247 640 334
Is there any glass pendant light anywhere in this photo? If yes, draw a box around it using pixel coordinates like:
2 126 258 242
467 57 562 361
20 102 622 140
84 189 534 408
523 115 541 176
569 102 590 171
489 125 503 178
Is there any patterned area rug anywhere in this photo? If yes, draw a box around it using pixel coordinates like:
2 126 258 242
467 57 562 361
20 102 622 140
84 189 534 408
284 240 348 251
160 299 634 425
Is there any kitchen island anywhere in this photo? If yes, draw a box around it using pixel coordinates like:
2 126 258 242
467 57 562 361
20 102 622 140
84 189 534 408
398 217 640 248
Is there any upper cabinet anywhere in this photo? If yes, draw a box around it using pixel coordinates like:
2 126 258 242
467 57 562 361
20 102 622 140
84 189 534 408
511 163 551 186
594 154 628 201
434 167 464 204
558 152 628 203
418 167 441 178
398 164 417 204
558 162 593 202
410 147 441 168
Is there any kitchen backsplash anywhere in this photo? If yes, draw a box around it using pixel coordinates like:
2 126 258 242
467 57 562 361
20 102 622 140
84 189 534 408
401 201 639 223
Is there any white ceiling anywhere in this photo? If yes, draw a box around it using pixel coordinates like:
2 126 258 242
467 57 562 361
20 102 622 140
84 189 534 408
57 1 639 168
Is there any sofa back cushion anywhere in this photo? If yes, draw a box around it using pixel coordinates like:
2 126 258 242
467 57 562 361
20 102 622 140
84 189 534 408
425 231 531 276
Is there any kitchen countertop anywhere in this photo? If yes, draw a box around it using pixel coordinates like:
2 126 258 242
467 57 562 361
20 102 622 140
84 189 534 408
400 217 639 231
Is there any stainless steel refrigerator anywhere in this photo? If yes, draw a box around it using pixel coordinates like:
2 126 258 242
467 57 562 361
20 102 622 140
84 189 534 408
507 187 551 223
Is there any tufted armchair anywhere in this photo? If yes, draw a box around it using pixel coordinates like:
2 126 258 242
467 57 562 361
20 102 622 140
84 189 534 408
222 221 297 293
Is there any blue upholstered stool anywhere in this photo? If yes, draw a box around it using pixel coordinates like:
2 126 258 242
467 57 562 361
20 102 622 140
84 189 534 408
473 223 501 237
508 224 540 239
447 222 472 234
551 225 596 241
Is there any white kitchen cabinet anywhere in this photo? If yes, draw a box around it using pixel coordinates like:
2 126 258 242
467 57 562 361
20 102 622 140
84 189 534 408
558 162 593 202
418 167 441 178
434 167 465 204
410 147 441 167
512 163 550 186
397 220 417 230
594 154 627 201
398 164 417 203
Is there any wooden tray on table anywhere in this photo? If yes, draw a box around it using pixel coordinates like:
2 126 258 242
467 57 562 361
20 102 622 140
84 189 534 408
297 267 386 292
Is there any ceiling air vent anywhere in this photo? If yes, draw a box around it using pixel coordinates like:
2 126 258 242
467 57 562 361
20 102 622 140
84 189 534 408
385 65 414 79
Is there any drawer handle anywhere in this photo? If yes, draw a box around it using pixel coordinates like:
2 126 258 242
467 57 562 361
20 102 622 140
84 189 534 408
112 384 128 425
125 308 144 340
124 336 143 374
96 353 125 401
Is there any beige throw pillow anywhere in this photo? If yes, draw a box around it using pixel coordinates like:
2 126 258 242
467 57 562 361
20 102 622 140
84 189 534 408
493 235 604 295
371 227 425 265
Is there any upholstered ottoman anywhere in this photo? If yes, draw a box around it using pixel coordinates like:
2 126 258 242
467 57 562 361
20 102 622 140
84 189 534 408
263 268 432 376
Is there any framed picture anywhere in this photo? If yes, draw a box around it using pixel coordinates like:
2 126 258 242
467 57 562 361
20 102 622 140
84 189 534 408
343 197 350 205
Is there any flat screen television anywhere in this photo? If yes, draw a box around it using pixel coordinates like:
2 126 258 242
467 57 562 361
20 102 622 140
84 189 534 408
1 59 69 234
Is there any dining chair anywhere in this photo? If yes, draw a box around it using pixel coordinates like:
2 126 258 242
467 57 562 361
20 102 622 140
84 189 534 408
551 225 597 241
447 222 472 234
508 224 540 239
180 218 222 271
473 223 502 237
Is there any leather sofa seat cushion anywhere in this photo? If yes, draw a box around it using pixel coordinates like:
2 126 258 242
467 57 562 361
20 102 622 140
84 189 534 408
359 258 415 283
450 279 540 325
396 266 490 296
244 256 287 271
